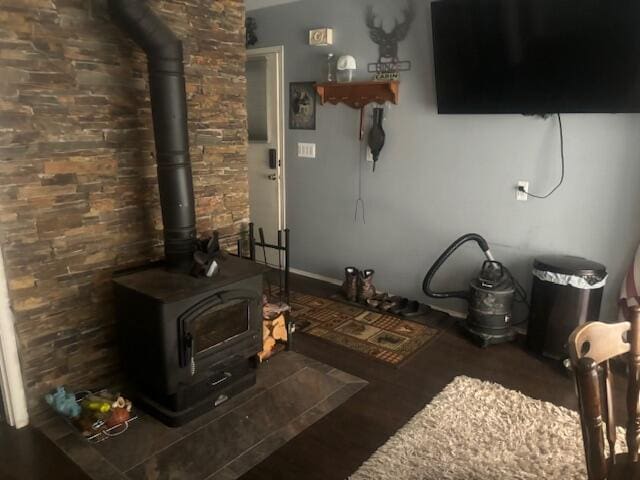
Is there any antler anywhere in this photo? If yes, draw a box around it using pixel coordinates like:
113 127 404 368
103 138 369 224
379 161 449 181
365 5 379 30
365 5 385 44
392 0 415 41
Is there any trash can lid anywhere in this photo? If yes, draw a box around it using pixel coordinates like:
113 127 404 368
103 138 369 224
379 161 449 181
533 255 606 276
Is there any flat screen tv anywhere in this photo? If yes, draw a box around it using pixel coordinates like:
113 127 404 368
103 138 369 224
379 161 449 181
431 0 640 114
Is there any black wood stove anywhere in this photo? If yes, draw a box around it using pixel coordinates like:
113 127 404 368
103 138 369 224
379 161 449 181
114 256 265 426
108 1 266 426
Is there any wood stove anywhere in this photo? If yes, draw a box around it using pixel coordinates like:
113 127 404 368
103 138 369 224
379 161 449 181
114 255 266 426
107 1 266 426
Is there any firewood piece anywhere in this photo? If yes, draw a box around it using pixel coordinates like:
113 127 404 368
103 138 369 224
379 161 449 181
263 302 291 320
273 319 288 341
263 336 276 352
257 336 277 362
263 321 273 341
257 349 271 362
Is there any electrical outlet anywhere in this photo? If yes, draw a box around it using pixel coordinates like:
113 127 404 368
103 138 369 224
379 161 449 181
516 181 529 201
298 142 316 158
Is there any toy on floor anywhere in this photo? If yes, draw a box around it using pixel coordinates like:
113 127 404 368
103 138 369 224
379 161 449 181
45 387 136 441
44 386 82 419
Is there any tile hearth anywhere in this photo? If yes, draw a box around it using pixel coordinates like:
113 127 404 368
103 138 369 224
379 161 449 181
39 352 367 480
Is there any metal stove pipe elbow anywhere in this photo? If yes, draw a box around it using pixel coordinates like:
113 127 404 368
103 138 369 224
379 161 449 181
108 0 197 273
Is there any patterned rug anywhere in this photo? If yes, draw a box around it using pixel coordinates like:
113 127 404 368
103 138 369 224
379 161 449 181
289 291 440 366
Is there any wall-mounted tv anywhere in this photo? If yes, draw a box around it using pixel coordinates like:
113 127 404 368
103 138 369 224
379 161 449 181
431 0 640 114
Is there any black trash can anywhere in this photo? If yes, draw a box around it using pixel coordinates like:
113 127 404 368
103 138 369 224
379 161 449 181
526 255 607 360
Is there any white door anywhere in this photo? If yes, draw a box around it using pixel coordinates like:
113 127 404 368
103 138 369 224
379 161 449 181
246 47 285 266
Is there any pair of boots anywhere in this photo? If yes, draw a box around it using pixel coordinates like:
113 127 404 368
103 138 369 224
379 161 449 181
341 267 376 304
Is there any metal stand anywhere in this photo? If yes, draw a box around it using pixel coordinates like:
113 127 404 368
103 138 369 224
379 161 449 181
237 223 293 350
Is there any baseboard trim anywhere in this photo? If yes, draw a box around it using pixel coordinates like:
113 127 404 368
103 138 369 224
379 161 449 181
288 268 468 319
289 268 343 286
429 306 466 319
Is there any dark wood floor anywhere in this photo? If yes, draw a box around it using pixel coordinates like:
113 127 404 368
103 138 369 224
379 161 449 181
0 272 589 479
0 421 89 480
240 273 584 480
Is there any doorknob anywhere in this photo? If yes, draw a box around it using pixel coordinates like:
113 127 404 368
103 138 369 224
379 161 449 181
268 174 277 181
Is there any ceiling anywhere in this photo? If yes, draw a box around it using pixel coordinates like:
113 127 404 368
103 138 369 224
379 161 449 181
245 0 303 11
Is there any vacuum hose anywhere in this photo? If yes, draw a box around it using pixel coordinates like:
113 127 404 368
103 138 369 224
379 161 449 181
422 233 494 300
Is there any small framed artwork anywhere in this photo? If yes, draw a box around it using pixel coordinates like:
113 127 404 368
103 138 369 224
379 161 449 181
289 82 316 130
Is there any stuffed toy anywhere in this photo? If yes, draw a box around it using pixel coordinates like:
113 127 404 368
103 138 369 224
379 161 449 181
44 387 81 418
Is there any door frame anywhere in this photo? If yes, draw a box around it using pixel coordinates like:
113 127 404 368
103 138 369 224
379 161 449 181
246 45 287 232
0 248 29 428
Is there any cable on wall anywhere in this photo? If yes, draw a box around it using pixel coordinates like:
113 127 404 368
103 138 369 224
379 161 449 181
518 113 565 199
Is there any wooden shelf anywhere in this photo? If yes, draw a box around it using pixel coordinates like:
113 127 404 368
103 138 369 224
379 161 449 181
315 80 399 110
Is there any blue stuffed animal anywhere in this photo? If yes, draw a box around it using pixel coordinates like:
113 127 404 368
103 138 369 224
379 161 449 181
44 387 81 418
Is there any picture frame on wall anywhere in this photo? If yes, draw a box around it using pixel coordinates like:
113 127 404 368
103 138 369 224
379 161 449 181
289 82 316 130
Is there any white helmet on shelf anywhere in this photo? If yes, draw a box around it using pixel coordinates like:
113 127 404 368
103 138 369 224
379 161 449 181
337 55 357 71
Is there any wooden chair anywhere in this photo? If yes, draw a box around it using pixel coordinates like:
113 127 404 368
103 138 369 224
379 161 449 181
568 306 640 480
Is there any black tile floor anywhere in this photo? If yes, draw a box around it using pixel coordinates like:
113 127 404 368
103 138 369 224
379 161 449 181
38 351 366 479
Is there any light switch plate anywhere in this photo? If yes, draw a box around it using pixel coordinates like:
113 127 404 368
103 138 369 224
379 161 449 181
298 143 316 158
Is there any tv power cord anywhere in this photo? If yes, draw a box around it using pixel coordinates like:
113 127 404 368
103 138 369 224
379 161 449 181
517 113 565 199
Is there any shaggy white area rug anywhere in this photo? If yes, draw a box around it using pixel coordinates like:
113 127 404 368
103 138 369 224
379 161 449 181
351 376 625 480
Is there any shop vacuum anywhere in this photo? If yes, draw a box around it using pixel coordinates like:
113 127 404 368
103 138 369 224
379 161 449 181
422 233 526 347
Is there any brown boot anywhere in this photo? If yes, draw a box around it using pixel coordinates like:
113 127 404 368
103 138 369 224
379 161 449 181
357 269 376 303
341 267 359 302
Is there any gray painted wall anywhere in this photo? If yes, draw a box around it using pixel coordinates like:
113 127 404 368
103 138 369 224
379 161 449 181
250 0 640 322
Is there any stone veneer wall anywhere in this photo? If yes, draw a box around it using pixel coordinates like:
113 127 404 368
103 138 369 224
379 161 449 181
0 0 248 422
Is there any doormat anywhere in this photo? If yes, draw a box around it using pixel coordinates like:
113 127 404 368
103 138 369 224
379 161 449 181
329 292 451 326
289 291 440 366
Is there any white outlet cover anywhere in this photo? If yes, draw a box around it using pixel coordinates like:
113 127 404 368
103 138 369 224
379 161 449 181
516 181 529 201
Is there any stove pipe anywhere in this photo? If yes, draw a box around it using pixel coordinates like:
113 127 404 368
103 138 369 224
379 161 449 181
108 0 196 272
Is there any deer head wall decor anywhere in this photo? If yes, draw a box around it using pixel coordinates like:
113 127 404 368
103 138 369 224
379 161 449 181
365 1 415 64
